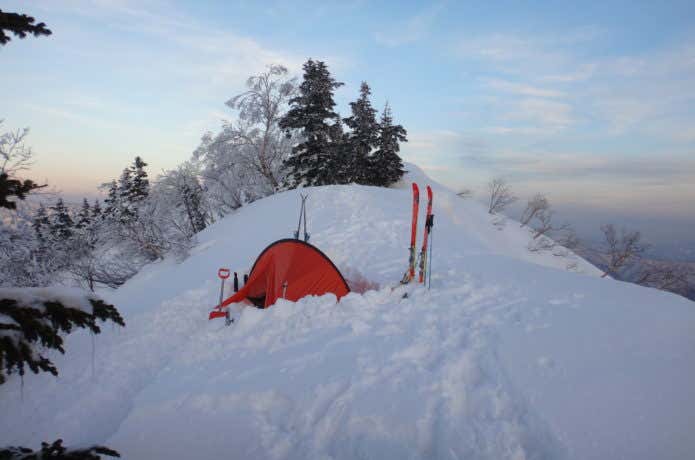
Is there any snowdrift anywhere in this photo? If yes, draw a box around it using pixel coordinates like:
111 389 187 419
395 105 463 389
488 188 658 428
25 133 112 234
1 165 693 460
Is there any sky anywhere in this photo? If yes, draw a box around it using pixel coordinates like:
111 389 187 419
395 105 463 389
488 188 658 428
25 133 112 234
2 0 694 248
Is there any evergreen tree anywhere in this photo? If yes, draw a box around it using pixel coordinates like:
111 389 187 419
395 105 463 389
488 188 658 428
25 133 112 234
0 173 42 209
117 167 135 224
343 82 380 185
130 156 149 203
103 180 118 217
181 180 208 234
48 198 74 241
32 203 49 243
372 102 407 186
327 119 351 184
75 198 91 229
0 289 124 459
92 199 102 219
279 59 344 187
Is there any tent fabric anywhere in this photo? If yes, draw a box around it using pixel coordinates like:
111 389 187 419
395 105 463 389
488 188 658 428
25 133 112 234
218 239 350 310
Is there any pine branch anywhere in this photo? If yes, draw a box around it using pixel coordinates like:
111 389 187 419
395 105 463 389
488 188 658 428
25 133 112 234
0 293 124 385
0 9 52 45
0 439 119 459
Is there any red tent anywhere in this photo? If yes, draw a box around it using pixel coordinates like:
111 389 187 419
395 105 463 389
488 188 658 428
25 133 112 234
209 239 350 319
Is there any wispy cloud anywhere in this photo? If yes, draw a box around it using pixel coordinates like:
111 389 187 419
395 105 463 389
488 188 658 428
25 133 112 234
483 78 565 98
508 98 575 130
374 3 444 46
454 28 695 142
37 0 306 88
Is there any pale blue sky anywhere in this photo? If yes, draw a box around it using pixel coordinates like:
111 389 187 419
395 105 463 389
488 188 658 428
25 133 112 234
2 0 694 244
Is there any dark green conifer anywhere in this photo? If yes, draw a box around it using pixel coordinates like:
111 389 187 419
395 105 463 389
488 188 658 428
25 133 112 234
372 102 407 186
279 59 344 187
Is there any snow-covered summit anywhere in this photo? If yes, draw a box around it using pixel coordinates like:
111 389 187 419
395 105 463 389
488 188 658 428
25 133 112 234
1 165 693 460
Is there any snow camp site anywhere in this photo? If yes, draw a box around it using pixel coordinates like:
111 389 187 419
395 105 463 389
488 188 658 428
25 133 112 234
1 166 693 460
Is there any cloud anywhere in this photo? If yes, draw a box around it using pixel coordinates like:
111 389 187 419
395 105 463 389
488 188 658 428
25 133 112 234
374 3 444 46
404 128 695 185
483 78 565 98
37 0 306 88
510 98 575 130
455 29 695 142
484 126 547 136
582 43 695 136
540 63 596 82
401 128 695 221
23 102 126 131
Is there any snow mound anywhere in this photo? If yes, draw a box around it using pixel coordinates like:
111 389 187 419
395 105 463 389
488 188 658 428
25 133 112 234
1 165 693 460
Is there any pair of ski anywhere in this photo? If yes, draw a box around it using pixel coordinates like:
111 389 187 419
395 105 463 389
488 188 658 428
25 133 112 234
401 183 434 286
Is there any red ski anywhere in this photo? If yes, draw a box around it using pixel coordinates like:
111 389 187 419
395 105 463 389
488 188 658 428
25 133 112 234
400 183 419 284
418 185 433 284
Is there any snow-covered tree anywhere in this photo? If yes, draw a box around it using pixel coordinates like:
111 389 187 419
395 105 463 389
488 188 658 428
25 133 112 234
193 132 251 215
75 198 91 229
520 193 550 228
91 199 102 219
0 289 125 384
371 102 407 186
343 82 380 185
487 177 517 214
156 162 211 236
225 65 298 189
1 121 44 210
0 287 123 459
32 203 49 242
130 156 149 203
279 59 344 187
102 180 118 217
48 198 74 241
116 166 135 224
0 217 49 287
195 65 298 214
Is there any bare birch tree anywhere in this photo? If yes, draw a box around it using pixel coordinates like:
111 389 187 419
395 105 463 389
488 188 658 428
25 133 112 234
520 193 549 227
0 121 33 175
637 261 693 297
600 224 648 278
487 177 517 214
194 65 298 215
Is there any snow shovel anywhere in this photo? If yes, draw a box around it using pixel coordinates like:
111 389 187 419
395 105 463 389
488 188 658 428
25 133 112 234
209 268 233 323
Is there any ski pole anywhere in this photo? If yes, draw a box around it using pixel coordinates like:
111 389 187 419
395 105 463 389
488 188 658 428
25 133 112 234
295 194 308 240
427 215 434 289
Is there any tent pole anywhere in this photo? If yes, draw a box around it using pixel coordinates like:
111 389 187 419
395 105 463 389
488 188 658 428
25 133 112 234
294 197 303 239
303 194 310 242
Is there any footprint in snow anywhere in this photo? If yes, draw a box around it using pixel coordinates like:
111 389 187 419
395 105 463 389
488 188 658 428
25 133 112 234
537 356 556 372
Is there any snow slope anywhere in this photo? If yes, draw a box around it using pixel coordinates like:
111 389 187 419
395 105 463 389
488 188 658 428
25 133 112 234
1 165 693 459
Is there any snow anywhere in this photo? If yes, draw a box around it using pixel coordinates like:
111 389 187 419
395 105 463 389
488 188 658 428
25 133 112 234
0 287 99 313
1 164 693 459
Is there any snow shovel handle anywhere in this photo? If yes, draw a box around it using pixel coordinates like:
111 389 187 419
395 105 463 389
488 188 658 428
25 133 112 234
218 268 230 280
